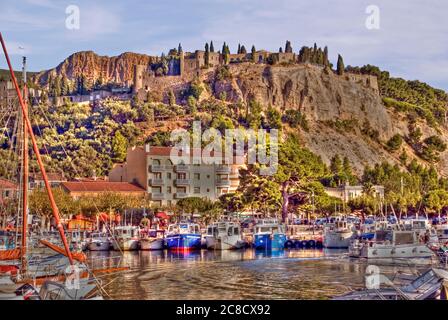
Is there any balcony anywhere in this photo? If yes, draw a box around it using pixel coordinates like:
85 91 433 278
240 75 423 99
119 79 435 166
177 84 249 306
175 179 191 186
174 192 188 199
149 164 165 172
174 164 189 172
151 193 165 200
216 165 231 174
216 179 231 187
149 179 164 186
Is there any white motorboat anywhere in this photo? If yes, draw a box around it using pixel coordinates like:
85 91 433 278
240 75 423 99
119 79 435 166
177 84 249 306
87 232 111 251
205 221 245 250
112 226 139 251
334 268 448 300
323 218 355 248
349 229 435 259
140 230 165 250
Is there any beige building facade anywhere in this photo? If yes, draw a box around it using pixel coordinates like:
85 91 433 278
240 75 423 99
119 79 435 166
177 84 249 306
109 145 242 207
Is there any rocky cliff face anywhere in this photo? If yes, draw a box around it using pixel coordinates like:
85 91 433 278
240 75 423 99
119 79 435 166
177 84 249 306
35 51 156 86
206 63 448 175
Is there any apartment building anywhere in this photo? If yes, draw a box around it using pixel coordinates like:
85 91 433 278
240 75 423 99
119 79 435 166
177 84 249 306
109 145 242 207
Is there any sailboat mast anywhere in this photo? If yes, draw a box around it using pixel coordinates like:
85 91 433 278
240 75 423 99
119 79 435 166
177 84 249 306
0 33 74 266
21 56 29 271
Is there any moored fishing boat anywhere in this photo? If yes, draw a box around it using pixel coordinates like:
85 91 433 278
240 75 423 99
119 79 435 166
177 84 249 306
323 217 355 249
112 226 140 251
87 232 111 251
140 229 165 250
165 222 202 250
253 219 286 250
205 221 245 250
349 229 434 259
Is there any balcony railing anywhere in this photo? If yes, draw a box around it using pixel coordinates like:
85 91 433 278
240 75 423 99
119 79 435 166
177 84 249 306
216 179 231 187
216 165 231 174
149 164 165 172
174 164 189 172
174 192 188 199
151 193 165 200
175 179 191 186
149 179 164 186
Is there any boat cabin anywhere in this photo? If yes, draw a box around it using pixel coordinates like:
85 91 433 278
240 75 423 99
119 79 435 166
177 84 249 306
168 223 200 235
113 226 139 238
254 219 285 235
207 222 240 237
374 230 418 245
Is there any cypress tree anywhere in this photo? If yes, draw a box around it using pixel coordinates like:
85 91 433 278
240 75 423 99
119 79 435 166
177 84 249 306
240 45 247 54
222 42 227 54
178 43 183 54
323 46 329 66
279 47 283 53
251 45 256 62
204 42 210 66
210 41 214 52
337 54 345 75
237 43 241 54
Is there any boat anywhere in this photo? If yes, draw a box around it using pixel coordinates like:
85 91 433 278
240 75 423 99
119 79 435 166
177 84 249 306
87 232 111 251
434 224 448 244
205 221 245 250
253 219 286 250
334 268 448 300
165 222 202 250
112 226 140 251
323 217 355 249
349 229 435 259
139 229 165 250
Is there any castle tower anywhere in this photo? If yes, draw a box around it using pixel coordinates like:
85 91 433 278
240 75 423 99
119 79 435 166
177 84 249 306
133 65 144 94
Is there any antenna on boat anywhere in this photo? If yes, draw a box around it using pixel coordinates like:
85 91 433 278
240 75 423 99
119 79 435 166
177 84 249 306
0 32 74 266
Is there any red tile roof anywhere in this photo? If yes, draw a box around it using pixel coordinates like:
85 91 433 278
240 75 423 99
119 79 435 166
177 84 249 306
0 179 17 190
30 172 66 181
61 182 145 193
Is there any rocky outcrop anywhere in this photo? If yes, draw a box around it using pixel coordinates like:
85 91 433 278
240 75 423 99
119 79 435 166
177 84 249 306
35 51 157 86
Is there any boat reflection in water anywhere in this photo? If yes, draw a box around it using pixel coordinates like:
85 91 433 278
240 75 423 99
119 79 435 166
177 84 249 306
86 248 431 300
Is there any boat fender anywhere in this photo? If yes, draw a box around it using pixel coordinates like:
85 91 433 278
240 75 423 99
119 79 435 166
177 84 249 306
284 240 294 249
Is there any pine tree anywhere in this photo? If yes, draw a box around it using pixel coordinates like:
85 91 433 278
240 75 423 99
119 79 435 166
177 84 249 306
210 41 214 52
112 131 128 163
337 54 345 75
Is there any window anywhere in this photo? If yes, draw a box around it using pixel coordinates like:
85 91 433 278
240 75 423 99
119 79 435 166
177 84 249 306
194 173 200 180
194 187 200 194
206 188 210 192
167 172 172 179
154 172 162 179
177 173 186 179
167 186 172 194
152 159 161 165
207 175 210 179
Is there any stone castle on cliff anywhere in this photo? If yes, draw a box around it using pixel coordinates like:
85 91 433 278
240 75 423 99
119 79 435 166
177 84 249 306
132 42 378 101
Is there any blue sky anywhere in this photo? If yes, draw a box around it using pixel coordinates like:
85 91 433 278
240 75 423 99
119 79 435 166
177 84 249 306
1 0 447 90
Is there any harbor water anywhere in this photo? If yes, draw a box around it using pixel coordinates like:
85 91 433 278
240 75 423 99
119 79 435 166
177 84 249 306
88 249 432 300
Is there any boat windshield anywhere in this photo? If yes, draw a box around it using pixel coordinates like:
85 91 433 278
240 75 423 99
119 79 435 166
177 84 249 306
394 232 415 245
375 231 393 242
